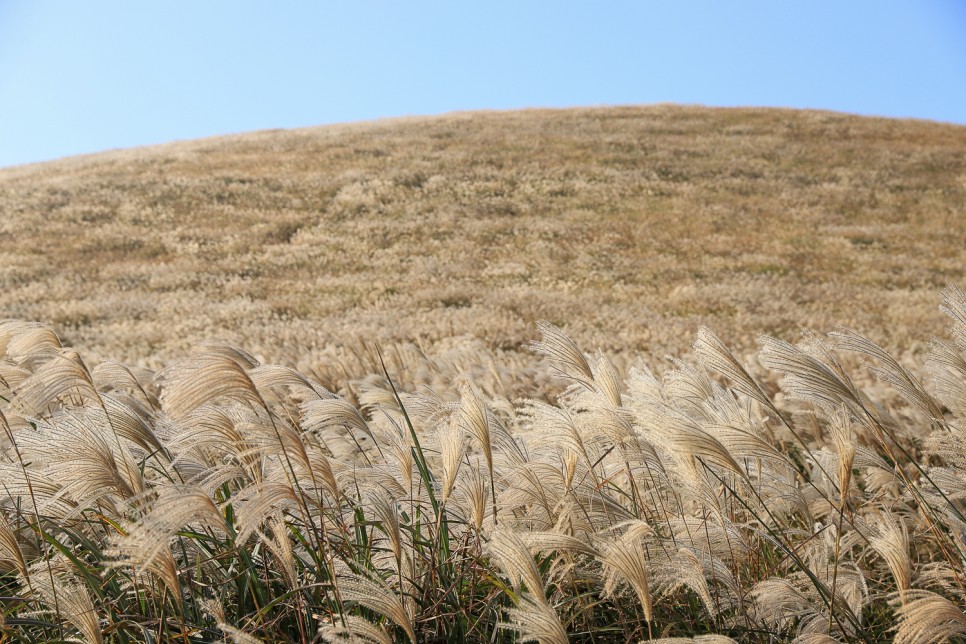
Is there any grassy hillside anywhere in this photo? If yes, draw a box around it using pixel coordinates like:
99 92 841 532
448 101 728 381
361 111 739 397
2 107 966 642
1 106 964 396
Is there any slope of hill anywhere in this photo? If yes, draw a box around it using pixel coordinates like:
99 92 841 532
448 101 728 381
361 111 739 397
1 105 964 392
2 106 966 642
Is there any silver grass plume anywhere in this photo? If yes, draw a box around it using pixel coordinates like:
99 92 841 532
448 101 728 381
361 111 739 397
318 614 394 644
0 320 62 357
599 531 654 624
940 284 966 351
758 335 861 414
438 414 464 504
694 326 773 413
488 526 548 601
531 321 594 388
497 592 569 644
868 511 911 599
334 564 416 643
13 348 101 416
457 383 501 521
0 514 27 578
91 359 159 409
892 590 966 644
926 337 966 418
160 347 264 419
23 555 102 644
831 328 946 425
202 599 263 644
300 397 377 461
108 485 226 583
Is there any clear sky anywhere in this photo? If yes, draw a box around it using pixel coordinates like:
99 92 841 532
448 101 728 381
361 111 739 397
1 1 965 169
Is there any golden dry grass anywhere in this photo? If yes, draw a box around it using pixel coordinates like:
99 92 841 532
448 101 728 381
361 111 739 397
1 105 964 399
2 288 966 642
2 106 966 642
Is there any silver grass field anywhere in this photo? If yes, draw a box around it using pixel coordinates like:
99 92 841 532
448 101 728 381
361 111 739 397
2 285 966 642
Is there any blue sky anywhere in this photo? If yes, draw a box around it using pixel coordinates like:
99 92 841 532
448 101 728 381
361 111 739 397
1 1 964 169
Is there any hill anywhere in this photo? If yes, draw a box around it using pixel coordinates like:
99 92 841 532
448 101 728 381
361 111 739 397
1 105 965 394
2 105 966 641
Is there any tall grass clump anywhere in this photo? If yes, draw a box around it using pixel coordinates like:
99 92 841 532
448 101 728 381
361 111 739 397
1 286 966 642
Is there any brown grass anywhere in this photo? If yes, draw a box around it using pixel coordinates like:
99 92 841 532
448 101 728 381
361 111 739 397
1 105 964 401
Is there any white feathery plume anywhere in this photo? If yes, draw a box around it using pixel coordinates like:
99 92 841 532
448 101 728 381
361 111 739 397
92 359 159 409
160 349 264 419
258 513 297 590
694 326 773 409
0 514 27 578
232 480 301 544
831 328 946 424
202 598 263 644
109 485 226 578
335 565 415 643
23 555 102 644
437 416 464 504
318 614 394 644
497 592 569 644
531 321 594 388
940 284 966 351
868 511 911 598
300 397 376 459
598 531 654 624
926 337 966 417
758 335 859 414
488 526 547 601
892 590 966 644
590 349 623 407
13 348 100 415
0 321 62 357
